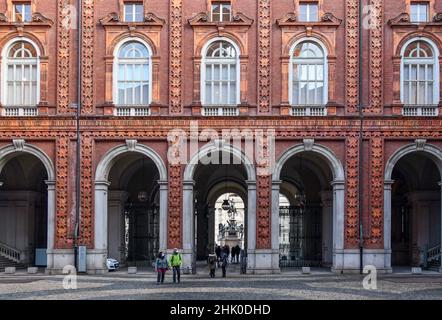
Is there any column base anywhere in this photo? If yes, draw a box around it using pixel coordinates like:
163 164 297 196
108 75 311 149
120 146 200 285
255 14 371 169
45 249 75 275
332 249 393 274
86 249 108 274
439 267 442 273
246 249 281 274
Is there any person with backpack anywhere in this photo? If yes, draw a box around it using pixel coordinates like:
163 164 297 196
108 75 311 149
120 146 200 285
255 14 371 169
169 248 182 284
155 251 168 285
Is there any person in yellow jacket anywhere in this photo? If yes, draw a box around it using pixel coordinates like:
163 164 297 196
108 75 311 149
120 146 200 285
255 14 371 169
169 248 182 284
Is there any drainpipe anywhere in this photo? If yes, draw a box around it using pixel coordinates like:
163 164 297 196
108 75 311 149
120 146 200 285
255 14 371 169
74 0 83 271
358 0 364 275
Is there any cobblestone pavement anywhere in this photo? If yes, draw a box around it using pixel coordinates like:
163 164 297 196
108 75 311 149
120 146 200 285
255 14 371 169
1 269 442 300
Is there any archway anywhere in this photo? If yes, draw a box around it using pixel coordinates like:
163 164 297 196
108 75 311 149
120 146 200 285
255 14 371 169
0 142 55 270
273 142 345 271
182 142 256 273
385 142 442 271
94 141 167 272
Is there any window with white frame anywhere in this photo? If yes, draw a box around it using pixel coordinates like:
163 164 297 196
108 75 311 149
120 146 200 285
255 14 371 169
202 40 239 106
13 2 32 23
3 41 39 106
211 2 232 22
410 2 429 23
115 41 151 106
299 2 319 22
124 2 144 22
402 40 438 106
290 41 327 106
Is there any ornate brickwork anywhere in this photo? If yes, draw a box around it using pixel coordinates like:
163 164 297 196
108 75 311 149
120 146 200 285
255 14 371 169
80 133 93 247
256 175 271 249
168 164 182 248
346 135 359 246
257 0 271 114
57 0 71 114
81 0 95 114
55 135 70 248
346 0 359 113
169 0 183 114
369 135 383 246
368 0 383 114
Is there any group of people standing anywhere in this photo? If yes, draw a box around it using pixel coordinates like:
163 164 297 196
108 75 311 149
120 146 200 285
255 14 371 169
207 244 242 278
154 248 182 285
215 244 242 264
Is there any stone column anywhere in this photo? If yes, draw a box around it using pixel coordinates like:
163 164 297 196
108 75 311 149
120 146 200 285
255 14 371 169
331 180 345 271
384 180 394 270
246 180 257 271
320 190 333 267
271 180 282 272
45 181 56 255
182 180 195 270
93 180 111 272
158 180 168 252
108 191 129 263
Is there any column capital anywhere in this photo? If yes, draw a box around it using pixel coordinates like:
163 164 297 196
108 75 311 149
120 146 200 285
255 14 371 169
95 180 111 188
45 180 56 189
331 180 345 190
384 180 395 190
439 181 442 187
158 180 169 188
0 181 3 187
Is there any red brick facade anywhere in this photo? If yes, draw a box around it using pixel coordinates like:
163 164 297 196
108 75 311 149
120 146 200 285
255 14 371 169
0 0 442 273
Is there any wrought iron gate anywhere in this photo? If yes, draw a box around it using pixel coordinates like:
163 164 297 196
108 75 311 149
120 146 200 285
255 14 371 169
279 206 322 268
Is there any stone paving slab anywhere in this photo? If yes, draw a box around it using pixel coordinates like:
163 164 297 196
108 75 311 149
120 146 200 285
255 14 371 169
0 271 441 300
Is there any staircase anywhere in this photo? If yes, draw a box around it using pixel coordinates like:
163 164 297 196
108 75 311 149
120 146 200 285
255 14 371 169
426 244 441 271
0 242 25 272
0 255 25 272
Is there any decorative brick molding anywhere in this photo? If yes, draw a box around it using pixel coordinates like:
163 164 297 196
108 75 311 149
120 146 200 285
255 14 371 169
368 0 383 114
168 164 182 248
346 0 359 114
55 135 71 248
80 133 94 247
369 135 384 247
57 1 72 115
169 0 183 114
345 135 359 247
256 174 271 249
81 0 95 115
257 0 272 114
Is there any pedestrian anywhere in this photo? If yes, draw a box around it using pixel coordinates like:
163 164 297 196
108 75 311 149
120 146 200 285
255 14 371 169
215 245 222 267
221 252 228 278
155 251 168 285
169 248 182 284
207 253 217 278
235 245 240 263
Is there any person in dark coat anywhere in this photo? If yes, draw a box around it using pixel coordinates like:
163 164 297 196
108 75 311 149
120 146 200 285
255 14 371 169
220 252 228 278
235 245 241 263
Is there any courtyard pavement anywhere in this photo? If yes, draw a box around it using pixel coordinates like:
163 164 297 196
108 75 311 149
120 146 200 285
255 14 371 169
1 267 442 300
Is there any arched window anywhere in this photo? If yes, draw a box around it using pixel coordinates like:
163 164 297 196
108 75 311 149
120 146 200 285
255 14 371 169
290 41 327 106
115 40 151 106
202 40 239 106
401 40 439 106
3 41 39 106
